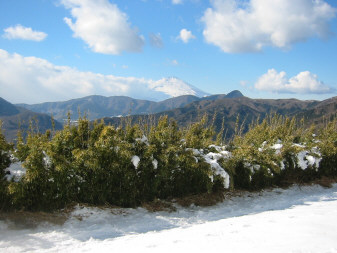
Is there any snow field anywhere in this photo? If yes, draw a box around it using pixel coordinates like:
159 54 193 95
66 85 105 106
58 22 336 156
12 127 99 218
1 184 337 252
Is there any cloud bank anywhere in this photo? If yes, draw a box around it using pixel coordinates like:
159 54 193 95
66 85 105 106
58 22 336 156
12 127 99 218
3 25 47 41
202 0 336 53
61 0 144 55
0 50 206 104
254 69 334 94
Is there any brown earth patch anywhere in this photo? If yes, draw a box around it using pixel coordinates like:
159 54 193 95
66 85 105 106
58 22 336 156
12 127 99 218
0 210 68 229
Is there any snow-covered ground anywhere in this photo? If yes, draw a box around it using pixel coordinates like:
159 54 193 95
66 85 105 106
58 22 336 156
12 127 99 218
1 184 337 253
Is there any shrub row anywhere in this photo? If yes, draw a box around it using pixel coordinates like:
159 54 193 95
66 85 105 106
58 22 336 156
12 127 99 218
1 116 218 210
227 115 337 190
0 114 336 211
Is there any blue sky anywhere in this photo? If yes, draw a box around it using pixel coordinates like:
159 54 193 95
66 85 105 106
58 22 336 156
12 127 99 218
0 0 337 104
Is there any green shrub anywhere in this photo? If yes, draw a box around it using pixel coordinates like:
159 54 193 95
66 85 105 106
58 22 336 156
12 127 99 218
0 122 12 210
2 113 337 211
9 133 57 210
185 115 215 149
226 114 320 189
317 119 337 177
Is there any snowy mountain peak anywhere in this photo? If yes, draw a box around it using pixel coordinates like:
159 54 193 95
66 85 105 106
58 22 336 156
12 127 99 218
150 77 209 98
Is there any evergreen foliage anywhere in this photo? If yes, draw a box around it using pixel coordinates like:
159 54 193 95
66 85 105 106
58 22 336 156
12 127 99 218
0 114 336 211
226 115 324 190
0 122 12 210
317 118 337 177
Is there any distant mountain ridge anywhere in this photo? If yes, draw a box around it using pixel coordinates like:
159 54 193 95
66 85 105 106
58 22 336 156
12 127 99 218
4 92 336 142
103 96 336 140
294 96 337 126
17 90 244 122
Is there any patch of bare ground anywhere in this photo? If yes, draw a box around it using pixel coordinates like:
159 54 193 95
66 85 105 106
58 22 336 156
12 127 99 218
142 199 177 212
311 176 337 188
0 211 68 229
174 191 226 207
0 202 131 227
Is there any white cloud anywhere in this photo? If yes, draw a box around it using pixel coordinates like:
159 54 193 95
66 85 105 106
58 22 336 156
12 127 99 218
149 33 163 48
3 25 47 41
0 50 205 104
254 69 334 94
172 0 183 4
177 29 196 43
202 0 336 53
61 0 144 55
171 59 179 65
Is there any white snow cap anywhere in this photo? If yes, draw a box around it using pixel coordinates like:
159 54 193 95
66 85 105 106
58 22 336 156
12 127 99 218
149 77 209 98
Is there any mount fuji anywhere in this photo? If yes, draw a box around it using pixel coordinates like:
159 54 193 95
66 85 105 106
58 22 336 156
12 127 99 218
148 77 209 99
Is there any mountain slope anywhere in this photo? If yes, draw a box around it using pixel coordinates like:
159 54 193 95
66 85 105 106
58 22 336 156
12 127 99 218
294 96 337 125
0 98 63 141
0 97 20 117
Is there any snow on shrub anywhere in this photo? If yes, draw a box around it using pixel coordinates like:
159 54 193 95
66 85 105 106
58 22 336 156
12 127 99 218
297 148 322 171
152 159 158 170
185 145 232 189
132 155 140 169
5 158 26 182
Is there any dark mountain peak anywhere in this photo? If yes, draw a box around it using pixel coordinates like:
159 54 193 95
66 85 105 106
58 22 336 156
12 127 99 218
226 90 244 98
0 97 20 117
198 90 244 102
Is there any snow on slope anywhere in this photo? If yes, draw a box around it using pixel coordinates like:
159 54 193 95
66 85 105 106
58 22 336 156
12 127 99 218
1 184 337 252
150 77 209 98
